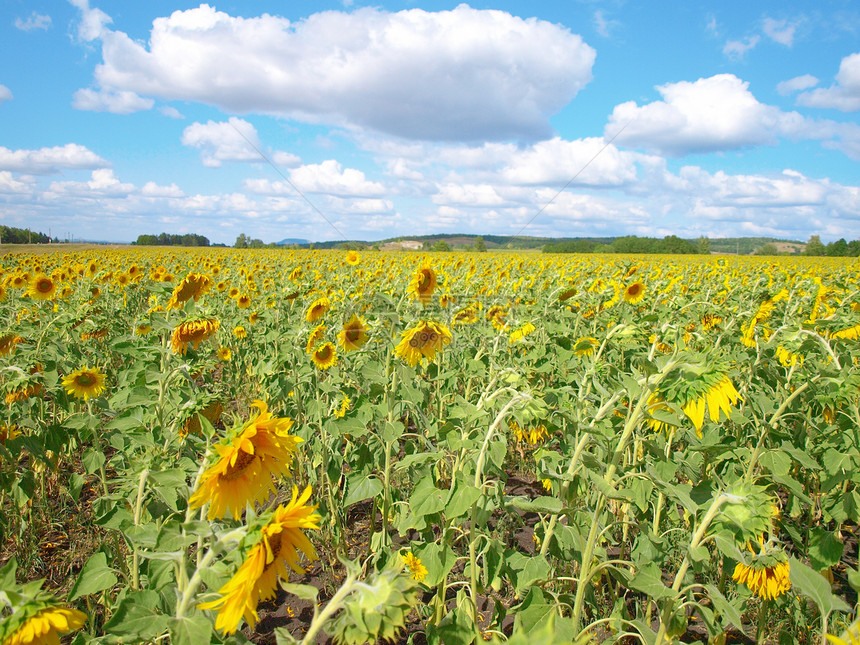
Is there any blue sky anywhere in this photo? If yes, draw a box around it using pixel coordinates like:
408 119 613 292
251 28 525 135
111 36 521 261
1 1 859 245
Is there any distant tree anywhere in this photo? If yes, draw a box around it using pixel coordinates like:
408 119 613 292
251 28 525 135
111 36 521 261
849 240 860 257
757 243 779 256
697 236 711 255
826 238 849 257
473 236 487 252
432 240 451 252
804 235 825 256
248 238 265 249
235 234 249 249
656 235 698 254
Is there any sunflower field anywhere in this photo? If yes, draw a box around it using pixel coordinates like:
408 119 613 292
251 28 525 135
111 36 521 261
1 248 860 645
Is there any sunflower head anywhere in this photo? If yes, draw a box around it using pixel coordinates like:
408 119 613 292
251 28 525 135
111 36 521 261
345 250 361 266
62 366 106 401
624 281 646 305
28 274 57 301
394 320 452 367
171 318 219 355
409 265 437 305
305 296 330 323
311 342 338 370
338 315 368 352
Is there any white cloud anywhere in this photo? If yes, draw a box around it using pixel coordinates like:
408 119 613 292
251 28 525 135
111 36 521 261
723 35 760 61
797 52 860 112
290 160 385 197
762 18 796 46
72 88 154 114
0 85 12 103
48 169 135 197
432 184 506 207
15 12 51 31
141 181 183 197
606 74 821 156
69 0 111 41
272 151 301 168
74 4 595 141
777 74 818 95
593 11 620 38
0 144 107 174
0 171 32 194
158 106 184 119
181 118 266 167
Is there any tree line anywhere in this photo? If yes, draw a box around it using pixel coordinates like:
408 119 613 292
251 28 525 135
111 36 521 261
134 233 210 247
544 235 709 255
802 235 860 257
0 226 50 244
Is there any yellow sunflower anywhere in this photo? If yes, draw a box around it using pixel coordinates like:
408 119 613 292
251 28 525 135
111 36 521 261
27 274 57 301
233 325 247 339
311 342 338 370
732 540 791 601
337 315 368 352
401 551 428 582
62 367 106 401
508 322 536 344
681 374 740 434
171 318 219 355
345 250 361 266
199 486 321 634
305 324 326 355
394 320 452 367
0 332 23 356
218 346 232 362
409 265 437 305
573 337 599 357
3 605 87 645
305 296 330 323
166 273 212 310
623 281 646 304
189 401 301 521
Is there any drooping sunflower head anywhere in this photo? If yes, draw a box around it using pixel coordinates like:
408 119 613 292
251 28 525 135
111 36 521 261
509 322 536 344
171 318 220 355
305 324 326 354
305 296 330 323
624 281 646 305
732 537 791 601
338 315 368 352
28 273 57 301
2 604 88 645
409 264 437 304
0 332 23 357
573 336 599 358
62 366 107 401
311 342 338 370
167 273 212 310
394 320 452 367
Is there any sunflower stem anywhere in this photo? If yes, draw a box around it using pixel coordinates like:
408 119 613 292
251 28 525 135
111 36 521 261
131 468 149 591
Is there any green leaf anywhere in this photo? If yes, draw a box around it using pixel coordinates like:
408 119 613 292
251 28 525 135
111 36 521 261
69 472 87 503
81 448 105 475
513 586 558 636
789 557 851 617
68 552 118 601
444 474 480 519
627 563 675 600
410 477 447 518
705 584 744 629
343 473 383 507
505 495 563 514
808 528 844 571
168 615 213 645
279 582 319 602
102 591 168 640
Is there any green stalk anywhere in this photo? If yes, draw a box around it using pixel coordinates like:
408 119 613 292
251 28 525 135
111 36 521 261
131 468 149 590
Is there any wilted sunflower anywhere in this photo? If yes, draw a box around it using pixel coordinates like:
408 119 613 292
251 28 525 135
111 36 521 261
509 322 536 344
573 336 599 357
732 540 791 600
2 605 87 645
395 320 452 367
453 306 479 326
623 281 646 304
680 373 740 434
338 315 368 352
199 486 321 634
189 401 301 521
27 273 57 301
409 265 437 305
171 318 219 355
305 324 326 354
62 366 106 401
305 296 330 323
167 273 212 310
0 332 23 356
487 305 508 331
311 342 338 370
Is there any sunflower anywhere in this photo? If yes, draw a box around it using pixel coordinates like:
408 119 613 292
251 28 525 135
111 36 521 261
305 296 330 323
337 315 368 352
167 273 212 310
134 322 152 336
573 337 599 357
198 486 321 634
0 333 23 356
171 318 219 355
305 324 326 354
62 367 106 401
394 321 452 367
681 374 740 434
409 265 437 305
2 605 87 645
487 305 508 330
218 346 232 362
732 544 791 600
453 306 479 326
623 281 646 304
509 322 536 344
189 401 301 521
311 342 338 370
233 325 247 339
0 423 20 444
345 250 361 266
27 274 57 301
5 383 44 405
401 552 428 583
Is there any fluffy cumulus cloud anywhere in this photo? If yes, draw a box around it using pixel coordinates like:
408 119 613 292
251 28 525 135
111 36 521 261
797 52 860 112
74 4 595 140
606 74 823 157
0 85 12 103
247 160 386 198
181 118 266 167
15 12 52 31
0 144 108 174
